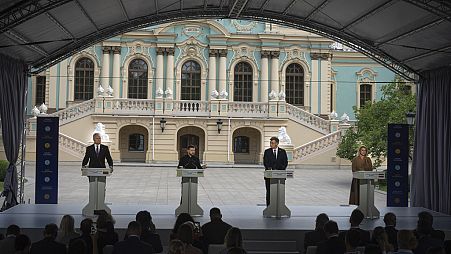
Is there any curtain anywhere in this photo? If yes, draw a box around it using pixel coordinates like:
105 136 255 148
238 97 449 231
411 66 451 214
0 54 28 209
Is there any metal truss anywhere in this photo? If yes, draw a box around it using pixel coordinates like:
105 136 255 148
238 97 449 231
228 0 249 18
402 0 451 22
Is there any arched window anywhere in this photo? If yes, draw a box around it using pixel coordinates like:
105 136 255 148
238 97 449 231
285 63 304 106
234 136 250 153
129 133 145 151
128 59 148 99
234 62 253 102
181 60 201 100
360 84 372 107
35 76 46 105
74 58 94 100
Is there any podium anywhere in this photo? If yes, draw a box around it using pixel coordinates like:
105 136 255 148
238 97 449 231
81 167 112 217
353 171 386 219
263 170 294 218
175 168 204 216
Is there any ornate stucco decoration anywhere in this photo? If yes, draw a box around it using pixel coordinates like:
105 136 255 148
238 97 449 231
176 37 208 67
182 25 202 37
231 20 257 32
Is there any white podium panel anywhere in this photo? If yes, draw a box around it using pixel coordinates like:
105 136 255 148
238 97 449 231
353 171 386 219
175 168 204 217
81 168 112 217
263 170 294 218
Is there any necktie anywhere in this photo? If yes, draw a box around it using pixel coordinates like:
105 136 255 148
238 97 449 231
273 149 277 159
96 145 99 156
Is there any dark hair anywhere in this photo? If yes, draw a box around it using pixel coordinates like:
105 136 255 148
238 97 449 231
92 133 101 139
383 212 396 226
172 213 194 234
177 224 193 244
68 239 87 254
324 220 339 235
136 210 153 231
426 246 446 254
6 224 20 236
345 229 361 249
14 234 31 251
187 145 196 150
417 211 434 235
210 207 221 217
168 239 185 254
44 223 59 238
397 230 417 250
126 221 142 236
350 209 365 226
225 227 243 248
80 218 93 235
364 244 383 254
315 213 329 231
270 137 279 143
227 247 248 254
96 210 115 230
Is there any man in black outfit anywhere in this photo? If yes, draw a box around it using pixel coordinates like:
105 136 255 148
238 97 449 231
82 133 113 170
384 212 398 250
178 145 203 169
304 213 329 252
263 137 288 206
338 209 370 247
113 221 154 254
136 210 163 253
69 218 94 254
316 220 346 254
30 224 66 254
201 207 232 247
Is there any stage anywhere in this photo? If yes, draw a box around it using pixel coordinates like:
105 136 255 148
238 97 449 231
1 204 450 253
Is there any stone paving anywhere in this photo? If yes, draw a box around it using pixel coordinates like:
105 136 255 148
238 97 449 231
23 163 387 208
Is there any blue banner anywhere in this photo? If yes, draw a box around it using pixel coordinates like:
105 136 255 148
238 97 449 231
387 124 409 207
35 116 59 204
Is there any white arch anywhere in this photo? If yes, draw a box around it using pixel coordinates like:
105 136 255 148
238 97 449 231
228 58 259 102
67 53 101 102
122 55 154 99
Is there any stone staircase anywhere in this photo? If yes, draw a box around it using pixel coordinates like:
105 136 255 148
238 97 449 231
58 132 87 159
292 130 342 162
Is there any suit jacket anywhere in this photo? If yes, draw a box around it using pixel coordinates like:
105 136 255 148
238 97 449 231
385 226 398 250
201 220 232 245
113 236 154 254
339 228 371 247
82 144 113 168
30 237 67 254
140 229 163 253
414 235 443 254
263 147 288 171
316 236 346 254
0 235 16 254
304 229 328 251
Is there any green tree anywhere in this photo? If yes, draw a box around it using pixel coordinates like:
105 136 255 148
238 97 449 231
336 77 416 168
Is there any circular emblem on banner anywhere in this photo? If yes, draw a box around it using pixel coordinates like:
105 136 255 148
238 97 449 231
44 126 51 132
395 149 401 154
395 165 401 170
44 177 50 183
44 194 50 200
44 143 51 149
394 197 400 204
45 160 50 166
395 132 401 138
395 181 401 187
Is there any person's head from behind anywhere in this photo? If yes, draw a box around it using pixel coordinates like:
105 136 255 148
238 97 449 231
60 215 75 234
68 239 87 254
173 213 194 233
350 209 365 227
397 230 417 250
80 218 93 236
372 226 388 243
177 224 193 244
96 210 115 230
14 234 31 252
126 221 141 237
210 207 222 221
93 133 101 144
345 229 361 251
417 211 434 235
136 210 155 232
323 220 339 238
168 239 185 254
227 247 247 254
187 145 196 156
43 223 58 239
426 247 446 254
383 212 396 227
364 244 382 254
315 213 329 231
225 227 243 248
6 224 20 236
269 137 279 149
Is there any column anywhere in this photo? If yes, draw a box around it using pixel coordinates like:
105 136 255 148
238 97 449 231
166 48 175 98
208 49 217 100
218 49 227 99
112 46 121 98
260 51 269 102
156 47 164 98
101 46 111 96
270 51 280 95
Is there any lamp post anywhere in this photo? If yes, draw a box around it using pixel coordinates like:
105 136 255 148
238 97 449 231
216 119 223 134
160 118 166 133
406 112 416 126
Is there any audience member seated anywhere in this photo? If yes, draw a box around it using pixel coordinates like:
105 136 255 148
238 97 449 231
444 240 451 254
30 223 66 254
135 210 163 253
304 213 329 252
339 209 371 247
384 212 398 251
56 215 80 246
396 230 418 254
69 218 94 254
68 239 87 254
0 233 4 241
364 244 383 254
226 247 248 254
112 221 154 254
14 234 31 254
372 226 394 254
177 223 202 254
202 208 232 246
0 224 20 254
425 247 446 254
344 229 361 254
414 212 444 254
168 239 185 254
170 213 195 240
316 220 346 254
219 227 244 254
95 212 119 254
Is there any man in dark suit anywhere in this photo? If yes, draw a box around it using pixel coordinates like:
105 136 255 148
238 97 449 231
304 213 329 252
69 218 94 254
0 224 20 254
263 136 288 206
82 133 113 170
384 212 398 250
113 221 154 254
338 209 370 247
316 220 346 254
136 210 163 253
30 223 66 254
201 207 232 247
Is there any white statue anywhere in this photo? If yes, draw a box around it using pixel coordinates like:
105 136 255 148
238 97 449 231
329 111 338 120
93 122 110 142
210 89 219 99
106 85 114 96
269 90 278 100
97 85 105 96
32 106 40 117
155 88 163 98
219 89 228 99
39 103 48 114
340 113 350 123
278 91 286 101
278 127 292 145
164 88 173 98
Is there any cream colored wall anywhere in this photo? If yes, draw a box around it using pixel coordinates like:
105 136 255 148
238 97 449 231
232 127 261 164
59 59 69 109
119 125 148 162
48 65 58 109
320 57 331 115
310 59 319 114
285 120 324 148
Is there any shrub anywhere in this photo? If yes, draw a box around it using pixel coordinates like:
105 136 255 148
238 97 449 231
0 160 10 182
